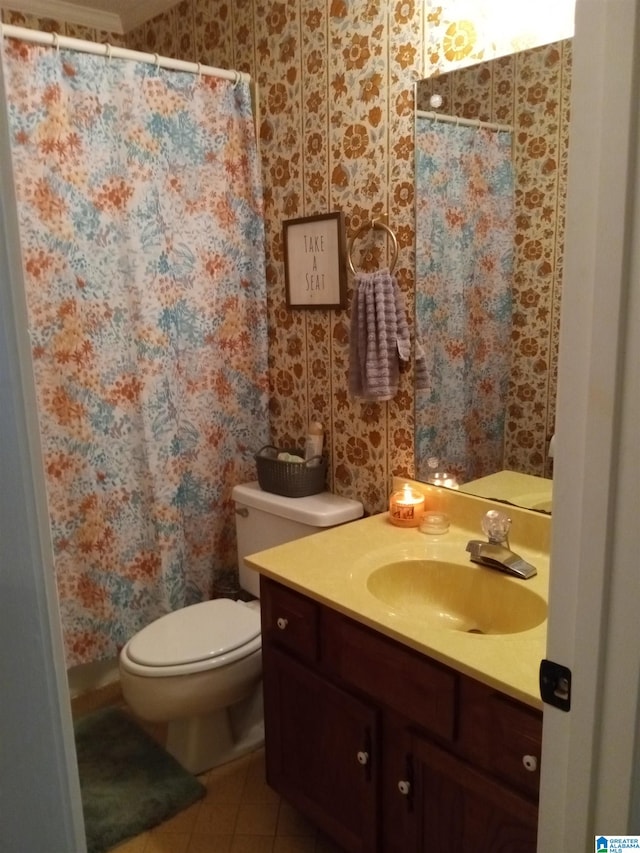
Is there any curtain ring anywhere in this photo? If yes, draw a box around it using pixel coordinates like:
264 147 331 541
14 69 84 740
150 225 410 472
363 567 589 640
105 43 112 62
196 62 202 78
52 32 60 52
154 53 161 69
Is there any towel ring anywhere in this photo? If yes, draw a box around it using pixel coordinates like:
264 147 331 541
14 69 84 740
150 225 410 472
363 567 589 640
347 217 399 275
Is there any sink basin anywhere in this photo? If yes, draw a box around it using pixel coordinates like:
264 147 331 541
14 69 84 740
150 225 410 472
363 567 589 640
366 560 547 635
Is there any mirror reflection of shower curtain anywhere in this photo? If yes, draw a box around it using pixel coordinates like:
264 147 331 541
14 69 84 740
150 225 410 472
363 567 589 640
415 119 514 484
1 40 269 667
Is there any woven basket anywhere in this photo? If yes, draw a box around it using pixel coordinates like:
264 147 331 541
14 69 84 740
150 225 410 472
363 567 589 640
255 445 327 498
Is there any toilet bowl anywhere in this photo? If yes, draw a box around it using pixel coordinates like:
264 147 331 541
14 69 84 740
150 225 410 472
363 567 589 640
119 481 363 774
120 597 263 774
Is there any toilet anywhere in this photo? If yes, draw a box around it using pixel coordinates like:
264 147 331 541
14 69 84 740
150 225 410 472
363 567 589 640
119 481 363 774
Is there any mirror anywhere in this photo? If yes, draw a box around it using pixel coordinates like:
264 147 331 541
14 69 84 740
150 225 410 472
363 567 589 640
413 39 572 513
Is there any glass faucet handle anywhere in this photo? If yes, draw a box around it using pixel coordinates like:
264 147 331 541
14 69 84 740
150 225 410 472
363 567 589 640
481 509 512 545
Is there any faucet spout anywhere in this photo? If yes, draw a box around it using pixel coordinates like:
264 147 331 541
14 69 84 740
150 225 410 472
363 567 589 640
465 540 537 580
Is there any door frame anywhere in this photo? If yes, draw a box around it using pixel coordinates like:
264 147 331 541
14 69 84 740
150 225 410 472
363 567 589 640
538 0 640 847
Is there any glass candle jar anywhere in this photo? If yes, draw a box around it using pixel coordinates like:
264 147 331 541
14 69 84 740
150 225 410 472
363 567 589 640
388 484 425 527
429 472 459 489
425 456 459 489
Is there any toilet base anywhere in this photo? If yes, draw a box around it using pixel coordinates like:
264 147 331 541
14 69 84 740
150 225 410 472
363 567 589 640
166 681 264 775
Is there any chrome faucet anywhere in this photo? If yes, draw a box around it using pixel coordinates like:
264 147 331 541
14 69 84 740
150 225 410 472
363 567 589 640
465 510 537 580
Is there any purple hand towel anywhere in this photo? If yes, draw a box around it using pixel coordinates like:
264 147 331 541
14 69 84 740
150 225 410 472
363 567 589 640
349 269 411 401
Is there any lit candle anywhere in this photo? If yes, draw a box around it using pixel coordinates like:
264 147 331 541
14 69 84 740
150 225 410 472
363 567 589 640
389 484 426 528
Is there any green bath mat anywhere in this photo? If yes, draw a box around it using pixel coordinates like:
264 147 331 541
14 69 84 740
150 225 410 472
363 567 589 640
74 707 206 853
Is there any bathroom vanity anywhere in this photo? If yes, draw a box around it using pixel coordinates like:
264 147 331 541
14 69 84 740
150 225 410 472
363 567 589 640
247 483 550 853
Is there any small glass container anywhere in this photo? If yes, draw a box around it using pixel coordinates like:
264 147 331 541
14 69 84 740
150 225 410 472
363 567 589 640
419 511 450 536
425 456 459 489
389 484 425 528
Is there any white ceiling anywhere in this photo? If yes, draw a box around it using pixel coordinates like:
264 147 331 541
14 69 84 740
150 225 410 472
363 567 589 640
5 0 178 34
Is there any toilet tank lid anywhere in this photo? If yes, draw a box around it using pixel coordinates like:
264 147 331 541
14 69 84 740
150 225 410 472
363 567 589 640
232 481 363 527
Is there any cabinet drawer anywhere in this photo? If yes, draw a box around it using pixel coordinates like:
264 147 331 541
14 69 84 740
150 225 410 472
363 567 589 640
322 609 457 742
486 693 542 799
459 678 542 800
260 577 319 663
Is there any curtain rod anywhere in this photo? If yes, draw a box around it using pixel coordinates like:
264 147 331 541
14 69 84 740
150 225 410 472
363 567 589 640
0 24 251 84
416 109 513 134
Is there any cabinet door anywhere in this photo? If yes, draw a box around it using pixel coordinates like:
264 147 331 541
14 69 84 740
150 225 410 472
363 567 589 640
263 644 379 853
412 732 538 853
382 716 419 853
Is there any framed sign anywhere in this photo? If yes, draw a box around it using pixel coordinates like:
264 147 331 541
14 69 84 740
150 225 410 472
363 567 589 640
283 212 347 309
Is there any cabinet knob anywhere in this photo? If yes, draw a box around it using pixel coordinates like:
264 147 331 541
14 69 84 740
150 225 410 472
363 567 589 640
397 780 411 796
356 750 369 766
522 754 538 772
276 617 288 630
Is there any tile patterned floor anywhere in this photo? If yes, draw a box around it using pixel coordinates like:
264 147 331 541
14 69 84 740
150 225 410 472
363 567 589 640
110 747 344 853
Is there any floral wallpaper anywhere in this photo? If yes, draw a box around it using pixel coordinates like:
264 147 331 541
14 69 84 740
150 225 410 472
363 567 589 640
1 1 570 512
425 1 574 75
0 7 125 45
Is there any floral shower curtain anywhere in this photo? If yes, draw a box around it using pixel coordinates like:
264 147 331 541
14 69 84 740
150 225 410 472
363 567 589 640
2 39 269 667
415 118 514 484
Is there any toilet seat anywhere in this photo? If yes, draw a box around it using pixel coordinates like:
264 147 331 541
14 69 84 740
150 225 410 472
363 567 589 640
121 598 261 677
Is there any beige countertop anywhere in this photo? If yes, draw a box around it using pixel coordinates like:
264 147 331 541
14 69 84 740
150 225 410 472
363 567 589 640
246 481 550 710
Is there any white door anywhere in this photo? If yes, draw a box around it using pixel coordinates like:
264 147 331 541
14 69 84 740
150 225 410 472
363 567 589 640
538 0 640 848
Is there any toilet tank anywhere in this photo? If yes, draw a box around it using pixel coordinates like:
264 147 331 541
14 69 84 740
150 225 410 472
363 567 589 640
232 481 363 597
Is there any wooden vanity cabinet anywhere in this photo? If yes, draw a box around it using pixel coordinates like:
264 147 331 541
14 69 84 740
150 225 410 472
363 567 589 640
261 579 379 852
260 577 541 853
